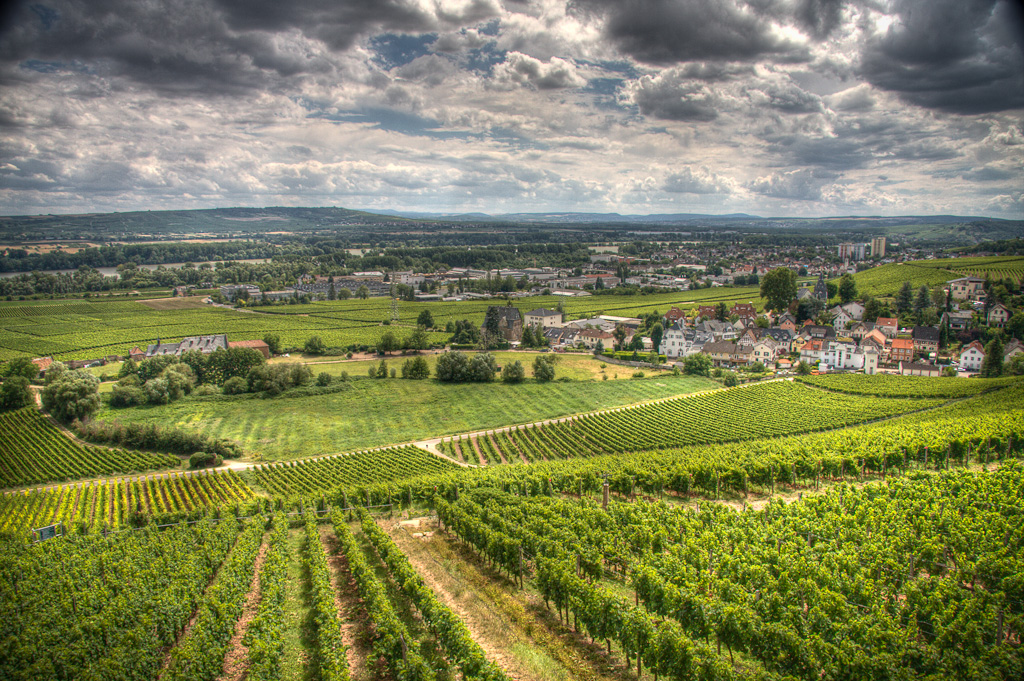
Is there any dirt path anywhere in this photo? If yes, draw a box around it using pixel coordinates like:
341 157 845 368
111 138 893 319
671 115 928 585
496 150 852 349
470 436 488 466
217 534 271 681
388 518 627 681
487 433 509 465
318 525 375 681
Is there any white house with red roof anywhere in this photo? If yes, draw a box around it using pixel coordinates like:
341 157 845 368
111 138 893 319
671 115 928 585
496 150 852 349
959 340 986 373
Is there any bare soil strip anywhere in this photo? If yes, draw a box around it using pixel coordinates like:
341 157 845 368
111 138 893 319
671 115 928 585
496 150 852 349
318 525 375 681
217 534 271 681
487 433 509 465
471 437 488 466
387 518 627 681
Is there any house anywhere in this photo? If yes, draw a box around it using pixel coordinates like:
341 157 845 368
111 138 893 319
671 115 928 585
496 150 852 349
228 339 272 359
849 321 875 341
146 335 228 357
524 308 563 329
797 287 815 301
840 301 865 321
544 327 578 347
800 339 826 366
696 305 718 320
987 303 1011 328
777 313 797 332
890 338 915 363
948 277 986 300
900 361 941 377
947 310 975 331
861 329 887 353
751 338 779 366
911 326 940 355
731 302 757 320
761 327 795 353
863 346 879 375
803 325 837 341
663 307 686 324
219 284 260 301
875 317 899 338
576 328 614 350
824 341 864 370
830 305 854 330
129 347 146 361
702 341 747 367
960 340 985 372
662 322 692 359
30 356 53 377
1005 339 1024 364
695 320 736 340
482 306 523 342
737 327 760 347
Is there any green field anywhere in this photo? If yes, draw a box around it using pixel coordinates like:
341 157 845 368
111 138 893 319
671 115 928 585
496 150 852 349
0 287 763 363
97 374 718 460
850 255 1024 297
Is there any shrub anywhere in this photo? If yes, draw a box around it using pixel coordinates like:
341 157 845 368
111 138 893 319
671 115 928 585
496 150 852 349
42 370 101 422
723 371 740 387
501 360 525 384
533 354 556 382
0 376 33 411
316 372 332 387
682 354 712 377
222 376 248 395
188 451 223 469
632 371 646 378
192 384 219 396
402 356 430 379
304 336 327 355
109 384 147 407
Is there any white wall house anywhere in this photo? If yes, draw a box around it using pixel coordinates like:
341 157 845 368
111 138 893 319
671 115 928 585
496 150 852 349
960 341 986 372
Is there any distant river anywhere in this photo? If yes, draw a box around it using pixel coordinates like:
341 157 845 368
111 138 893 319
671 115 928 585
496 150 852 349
0 258 271 279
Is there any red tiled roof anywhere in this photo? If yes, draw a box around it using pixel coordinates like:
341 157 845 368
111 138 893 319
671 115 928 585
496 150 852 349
31 356 53 372
228 339 270 349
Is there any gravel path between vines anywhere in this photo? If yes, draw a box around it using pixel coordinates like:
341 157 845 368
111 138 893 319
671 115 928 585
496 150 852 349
217 534 271 681
319 524 374 681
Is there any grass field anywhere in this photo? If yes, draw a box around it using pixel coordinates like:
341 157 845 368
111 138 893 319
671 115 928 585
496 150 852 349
0 287 763 363
284 350 637 381
96 374 718 460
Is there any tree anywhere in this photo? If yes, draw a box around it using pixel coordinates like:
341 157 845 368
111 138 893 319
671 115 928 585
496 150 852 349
838 274 857 304
826 281 838 300
628 334 644 352
0 376 33 411
304 335 327 355
339 287 352 300
1006 353 1024 376
980 337 1004 377
682 354 711 376
896 281 914 316
377 330 400 354
417 309 434 329
796 360 812 375
328 282 337 300
914 285 931 319
521 325 536 348
716 303 728 322
533 354 556 381
501 360 526 384
484 307 501 337
613 324 627 351
862 297 881 323
2 357 39 381
316 372 332 386
406 327 429 351
375 359 389 378
1006 312 1024 340
759 268 797 311
450 319 481 345
436 351 471 382
401 356 430 379
594 339 605 355
468 352 497 382
41 370 100 422
723 371 739 387
263 333 282 355
650 322 664 354
356 284 370 299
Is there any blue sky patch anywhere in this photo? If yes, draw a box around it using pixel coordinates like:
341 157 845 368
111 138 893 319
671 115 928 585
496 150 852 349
369 33 437 70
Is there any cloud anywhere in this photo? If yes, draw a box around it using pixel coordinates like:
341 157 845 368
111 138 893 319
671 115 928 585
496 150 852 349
748 168 836 200
662 167 733 194
573 0 803 64
858 0 1024 113
493 51 585 89
620 70 721 121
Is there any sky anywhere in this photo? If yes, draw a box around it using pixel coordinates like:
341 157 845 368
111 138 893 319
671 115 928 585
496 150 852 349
0 0 1022 219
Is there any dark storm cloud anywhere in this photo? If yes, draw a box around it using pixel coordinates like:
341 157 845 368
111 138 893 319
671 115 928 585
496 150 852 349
624 72 721 121
859 0 1024 114
0 0 500 94
572 0 800 65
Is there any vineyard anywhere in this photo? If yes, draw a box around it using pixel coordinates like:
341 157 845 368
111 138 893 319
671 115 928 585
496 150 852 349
0 407 180 488
436 464 1023 680
850 255 1024 297
436 380 944 466
0 469 252 538
796 373 1020 398
248 445 459 499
